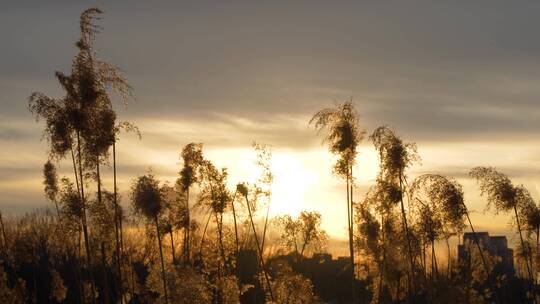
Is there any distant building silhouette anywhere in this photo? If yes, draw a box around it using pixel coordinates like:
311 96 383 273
458 232 514 275
268 252 370 303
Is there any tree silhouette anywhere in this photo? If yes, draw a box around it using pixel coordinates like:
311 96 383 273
230 189 241 259
411 174 503 303
131 173 169 304
252 143 274 256
43 161 60 219
410 174 467 278
359 176 409 302
370 125 419 299
518 189 540 283
177 143 204 264
408 174 492 303
275 211 328 263
89 189 120 303
160 183 184 265
471 166 536 302
29 8 132 301
237 182 275 301
111 121 139 303
55 176 88 301
197 159 232 302
310 100 364 302
355 202 386 302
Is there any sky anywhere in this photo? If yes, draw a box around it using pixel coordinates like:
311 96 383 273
1 1 540 254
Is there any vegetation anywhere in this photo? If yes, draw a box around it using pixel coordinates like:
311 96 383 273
310 101 364 302
0 6 536 304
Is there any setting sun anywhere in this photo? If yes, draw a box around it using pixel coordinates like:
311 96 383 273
265 152 317 216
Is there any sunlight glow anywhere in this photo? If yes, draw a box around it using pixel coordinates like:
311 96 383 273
270 152 317 217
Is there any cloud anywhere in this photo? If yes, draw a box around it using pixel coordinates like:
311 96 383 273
414 165 540 181
1 1 540 143
0 125 33 141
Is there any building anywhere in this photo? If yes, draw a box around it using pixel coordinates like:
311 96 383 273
268 252 366 303
457 232 514 275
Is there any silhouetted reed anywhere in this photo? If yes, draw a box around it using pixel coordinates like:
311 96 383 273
310 100 364 302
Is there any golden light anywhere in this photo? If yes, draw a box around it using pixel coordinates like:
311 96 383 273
269 152 317 217
208 147 320 217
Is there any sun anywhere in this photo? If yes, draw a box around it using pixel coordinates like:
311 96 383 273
211 147 318 217
269 152 317 217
